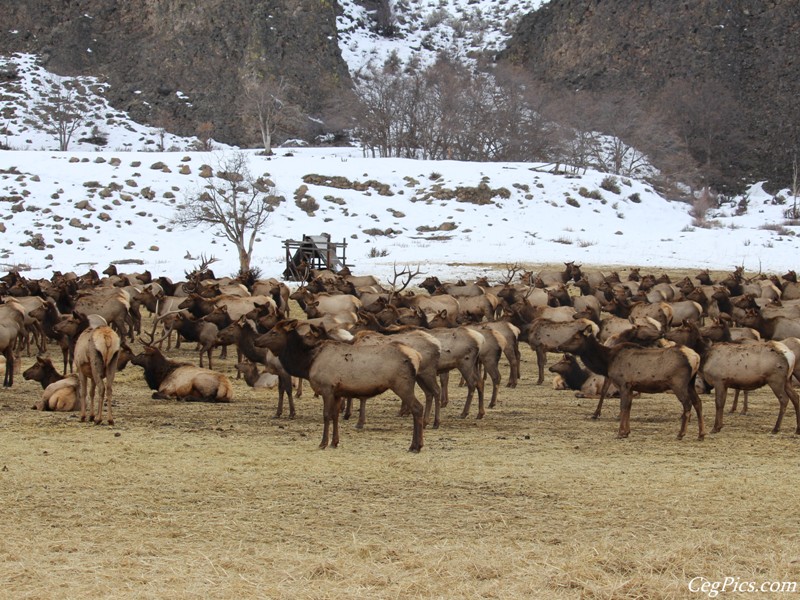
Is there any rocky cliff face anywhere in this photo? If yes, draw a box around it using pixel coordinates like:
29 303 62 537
500 0 800 189
0 0 352 145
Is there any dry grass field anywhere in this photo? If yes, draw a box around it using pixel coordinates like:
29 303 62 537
3 271 800 599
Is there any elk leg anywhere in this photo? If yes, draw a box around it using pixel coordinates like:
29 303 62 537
712 384 728 433
343 398 352 420
769 380 798 434
405 395 424 452
439 372 450 407
730 388 740 413
787 383 800 435
331 396 343 448
593 378 612 419
320 396 333 449
104 368 116 426
535 346 546 385
617 388 633 438
278 372 295 418
689 383 705 440
487 363 501 408
78 373 88 422
356 399 367 429
88 379 98 423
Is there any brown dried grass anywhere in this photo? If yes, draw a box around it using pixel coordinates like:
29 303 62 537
2 286 800 598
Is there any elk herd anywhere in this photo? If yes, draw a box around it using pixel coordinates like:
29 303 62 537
3 259 800 451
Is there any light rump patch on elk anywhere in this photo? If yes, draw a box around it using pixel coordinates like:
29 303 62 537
256 319 425 451
74 321 121 425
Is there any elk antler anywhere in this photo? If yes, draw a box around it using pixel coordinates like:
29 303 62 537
500 262 522 285
386 264 424 304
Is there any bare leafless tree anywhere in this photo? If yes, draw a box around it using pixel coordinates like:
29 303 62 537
173 151 283 274
33 83 86 151
242 75 301 155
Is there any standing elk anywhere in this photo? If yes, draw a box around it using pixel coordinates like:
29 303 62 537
217 318 299 418
700 339 800 435
256 319 426 452
0 298 25 386
74 315 122 425
558 324 705 439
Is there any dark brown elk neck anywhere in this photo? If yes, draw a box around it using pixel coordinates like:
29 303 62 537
135 349 182 390
237 323 268 364
571 333 612 377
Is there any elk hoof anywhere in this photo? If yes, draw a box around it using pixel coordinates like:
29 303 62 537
697 434 705 441
771 427 780 435
80 416 86 423
711 427 721 434
108 419 114 426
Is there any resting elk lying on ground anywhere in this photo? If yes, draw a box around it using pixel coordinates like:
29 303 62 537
558 324 705 439
24 356 78 411
131 345 233 402
73 315 122 425
235 361 279 389
549 353 620 399
256 319 426 452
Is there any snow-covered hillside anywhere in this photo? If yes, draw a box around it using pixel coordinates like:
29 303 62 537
2 146 798 283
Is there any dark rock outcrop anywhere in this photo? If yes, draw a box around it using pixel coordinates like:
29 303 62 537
500 0 800 190
0 0 352 146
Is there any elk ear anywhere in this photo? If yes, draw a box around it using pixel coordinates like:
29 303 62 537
582 324 595 336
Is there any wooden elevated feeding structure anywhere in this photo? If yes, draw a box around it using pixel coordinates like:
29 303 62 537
283 234 350 281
